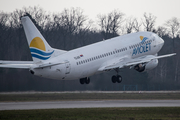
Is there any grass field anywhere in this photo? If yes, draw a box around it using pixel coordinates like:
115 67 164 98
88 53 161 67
0 107 180 120
0 92 180 119
0 93 180 101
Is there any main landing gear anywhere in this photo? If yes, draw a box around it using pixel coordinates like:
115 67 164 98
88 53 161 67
111 75 122 83
80 77 90 84
111 68 122 83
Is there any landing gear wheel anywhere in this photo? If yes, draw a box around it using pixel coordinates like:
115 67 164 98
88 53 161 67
80 77 90 84
111 75 117 83
111 75 122 83
85 77 90 84
80 78 85 84
116 75 122 83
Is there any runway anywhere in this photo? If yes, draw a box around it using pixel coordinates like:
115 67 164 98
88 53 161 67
0 100 180 110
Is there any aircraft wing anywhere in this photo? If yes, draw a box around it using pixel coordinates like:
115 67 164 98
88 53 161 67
98 53 176 71
0 61 33 69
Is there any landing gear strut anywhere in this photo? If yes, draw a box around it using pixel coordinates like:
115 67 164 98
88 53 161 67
80 77 90 84
111 68 122 83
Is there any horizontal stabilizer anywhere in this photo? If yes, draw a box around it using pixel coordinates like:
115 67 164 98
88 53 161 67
33 61 65 69
0 61 33 69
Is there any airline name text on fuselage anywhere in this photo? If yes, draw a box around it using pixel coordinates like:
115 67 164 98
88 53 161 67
132 43 151 56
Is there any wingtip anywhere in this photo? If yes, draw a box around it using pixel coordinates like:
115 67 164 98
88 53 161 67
172 53 176 56
20 13 30 20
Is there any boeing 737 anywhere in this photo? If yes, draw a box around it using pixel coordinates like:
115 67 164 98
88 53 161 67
0 16 176 84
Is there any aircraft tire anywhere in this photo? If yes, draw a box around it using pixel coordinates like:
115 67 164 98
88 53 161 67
80 78 85 84
117 75 122 83
111 75 117 83
85 77 90 84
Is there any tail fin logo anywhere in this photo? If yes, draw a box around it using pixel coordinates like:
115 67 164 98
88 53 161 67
29 37 54 60
140 36 148 44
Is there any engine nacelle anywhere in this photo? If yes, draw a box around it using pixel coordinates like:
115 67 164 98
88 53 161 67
134 59 158 72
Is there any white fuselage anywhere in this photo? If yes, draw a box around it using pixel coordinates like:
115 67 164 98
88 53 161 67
32 32 164 80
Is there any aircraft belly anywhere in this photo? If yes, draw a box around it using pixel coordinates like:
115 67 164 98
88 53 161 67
33 64 66 80
70 62 99 79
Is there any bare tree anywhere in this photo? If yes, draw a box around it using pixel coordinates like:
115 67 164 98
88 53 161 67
97 10 124 39
59 7 87 35
23 6 50 29
51 7 90 49
0 12 9 37
0 12 9 57
142 13 156 32
156 26 167 37
3 6 49 29
125 17 135 33
165 17 180 39
165 17 180 53
133 18 142 32
0 12 8 27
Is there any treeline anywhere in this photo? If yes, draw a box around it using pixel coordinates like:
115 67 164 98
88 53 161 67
0 6 180 91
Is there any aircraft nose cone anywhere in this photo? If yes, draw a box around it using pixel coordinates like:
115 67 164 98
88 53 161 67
159 37 164 46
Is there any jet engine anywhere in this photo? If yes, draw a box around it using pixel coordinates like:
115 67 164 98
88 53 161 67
134 59 158 72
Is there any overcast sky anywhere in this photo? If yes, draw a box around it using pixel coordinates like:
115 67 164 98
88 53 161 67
0 0 180 27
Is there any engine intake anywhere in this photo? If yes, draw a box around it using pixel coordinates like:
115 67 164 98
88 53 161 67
134 64 145 72
134 59 158 72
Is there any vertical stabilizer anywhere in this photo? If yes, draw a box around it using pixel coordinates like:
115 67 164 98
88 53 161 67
21 16 66 63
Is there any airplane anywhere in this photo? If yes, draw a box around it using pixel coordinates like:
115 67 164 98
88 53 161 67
0 16 176 84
